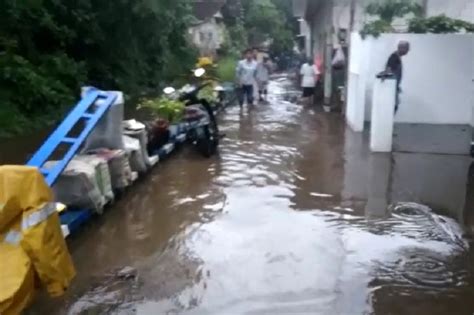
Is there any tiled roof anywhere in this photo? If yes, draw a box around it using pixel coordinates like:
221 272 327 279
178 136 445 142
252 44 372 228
192 0 226 21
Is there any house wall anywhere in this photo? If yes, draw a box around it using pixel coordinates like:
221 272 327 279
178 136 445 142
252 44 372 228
189 19 225 57
359 34 474 125
308 1 333 59
293 0 307 18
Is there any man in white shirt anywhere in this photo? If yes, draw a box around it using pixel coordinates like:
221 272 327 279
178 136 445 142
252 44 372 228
236 49 258 106
299 58 319 106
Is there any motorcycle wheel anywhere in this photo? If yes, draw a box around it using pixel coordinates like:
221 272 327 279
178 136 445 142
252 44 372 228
196 124 218 158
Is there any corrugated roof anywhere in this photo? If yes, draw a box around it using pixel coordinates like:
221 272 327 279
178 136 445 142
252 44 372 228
192 0 226 21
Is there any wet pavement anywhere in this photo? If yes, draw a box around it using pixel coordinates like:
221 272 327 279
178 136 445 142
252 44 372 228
28 76 474 315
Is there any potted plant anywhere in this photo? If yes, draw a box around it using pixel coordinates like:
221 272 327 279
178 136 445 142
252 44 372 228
138 97 185 154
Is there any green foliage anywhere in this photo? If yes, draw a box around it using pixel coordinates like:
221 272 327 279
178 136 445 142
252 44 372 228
197 85 217 102
409 15 474 33
271 0 298 36
216 56 238 82
361 0 474 38
221 0 247 55
361 0 422 37
0 0 197 137
366 0 422 23
241 0 293 53
360 20 394 38
138 97 185 124
0 105 28 138
220 0 295 56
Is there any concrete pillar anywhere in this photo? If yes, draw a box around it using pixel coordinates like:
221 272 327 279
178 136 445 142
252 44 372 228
324 35 333 106
346 73 365 132
370 78 397 152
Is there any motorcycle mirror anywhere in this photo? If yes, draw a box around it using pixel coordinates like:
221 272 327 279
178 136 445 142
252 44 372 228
214 85 225 92
194 68 206 78
163 87 176 95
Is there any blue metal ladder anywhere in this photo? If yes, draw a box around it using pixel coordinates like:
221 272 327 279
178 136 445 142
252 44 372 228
27 89 117 186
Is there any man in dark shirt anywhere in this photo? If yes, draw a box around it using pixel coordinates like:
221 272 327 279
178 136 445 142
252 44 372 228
386 41 410 113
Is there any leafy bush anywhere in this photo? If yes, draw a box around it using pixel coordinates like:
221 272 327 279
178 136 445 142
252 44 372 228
198 85 217 102
360 20 394 38
216 56 238 82
0 0 197 137
365 0 422 23
409 15 474 33
361 0 473 38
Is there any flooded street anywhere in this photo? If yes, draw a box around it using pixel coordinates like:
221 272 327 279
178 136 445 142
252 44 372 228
29 77 473 315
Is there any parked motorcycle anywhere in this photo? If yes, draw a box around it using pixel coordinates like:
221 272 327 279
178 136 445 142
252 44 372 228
164 68 220 157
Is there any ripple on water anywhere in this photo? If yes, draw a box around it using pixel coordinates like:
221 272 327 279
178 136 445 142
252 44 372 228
335 202 469 249
370 247 471 291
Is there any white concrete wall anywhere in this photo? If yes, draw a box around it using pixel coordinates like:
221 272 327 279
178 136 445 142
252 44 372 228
346 32 371 131
359 34 474 125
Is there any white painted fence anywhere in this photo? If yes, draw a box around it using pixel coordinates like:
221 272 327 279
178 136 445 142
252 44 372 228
347 33 474 127
346 33 474 154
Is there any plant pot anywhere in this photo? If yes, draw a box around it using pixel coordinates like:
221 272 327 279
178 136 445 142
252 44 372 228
146 118 170 155
168 124 178 139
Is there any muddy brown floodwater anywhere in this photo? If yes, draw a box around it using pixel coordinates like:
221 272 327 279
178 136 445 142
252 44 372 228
26 76 474 315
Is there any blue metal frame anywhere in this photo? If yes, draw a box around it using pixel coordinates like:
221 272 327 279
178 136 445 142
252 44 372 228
27 90 117 186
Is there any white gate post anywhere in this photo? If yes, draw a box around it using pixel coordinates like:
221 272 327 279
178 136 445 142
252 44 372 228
370 77 397 152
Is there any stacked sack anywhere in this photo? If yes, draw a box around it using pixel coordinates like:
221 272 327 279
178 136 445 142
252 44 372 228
45 89 155 215
0 166 76 315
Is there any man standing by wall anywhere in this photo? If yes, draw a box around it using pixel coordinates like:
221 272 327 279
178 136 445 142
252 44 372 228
385 41 410 113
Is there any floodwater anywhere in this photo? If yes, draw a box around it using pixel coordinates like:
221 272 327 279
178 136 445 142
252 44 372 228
26 76 474 314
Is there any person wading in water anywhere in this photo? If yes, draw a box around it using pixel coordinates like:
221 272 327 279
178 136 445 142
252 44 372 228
236 49 258 107
256 57 272 102
299 58 319 106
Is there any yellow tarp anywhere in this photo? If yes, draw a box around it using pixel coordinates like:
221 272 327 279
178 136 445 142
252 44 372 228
0 165 53 231
0 240 35 315
0 166 76 314
21 203 76 297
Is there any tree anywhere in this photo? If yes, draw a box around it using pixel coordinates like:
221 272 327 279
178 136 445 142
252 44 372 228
271 0 298 36
221 0 247 55
361 0 422 37
0 0 197 137
409 14 474 33
365 0 422 23
241 0 294 53
360 0 474 37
